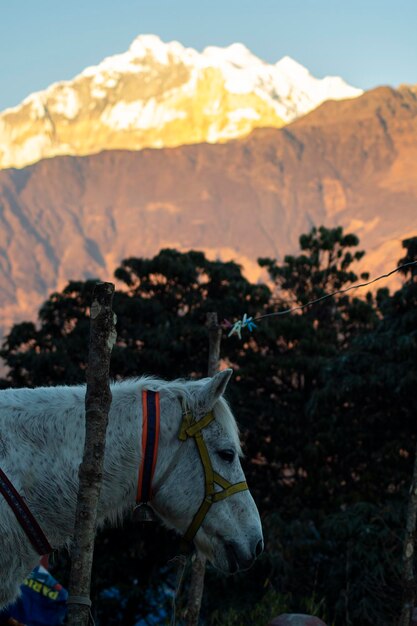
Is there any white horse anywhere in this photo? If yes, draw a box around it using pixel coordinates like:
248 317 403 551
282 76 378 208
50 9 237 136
0 369 263 609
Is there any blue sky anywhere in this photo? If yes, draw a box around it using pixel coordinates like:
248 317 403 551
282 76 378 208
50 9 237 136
1 0 416 111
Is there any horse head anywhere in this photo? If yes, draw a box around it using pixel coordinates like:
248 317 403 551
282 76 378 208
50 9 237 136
150 369 263 573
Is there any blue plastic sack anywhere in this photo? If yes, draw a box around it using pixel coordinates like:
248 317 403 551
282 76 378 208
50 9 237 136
0 565 67 626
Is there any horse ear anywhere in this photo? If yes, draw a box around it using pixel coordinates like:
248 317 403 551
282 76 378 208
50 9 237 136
201 368 233 410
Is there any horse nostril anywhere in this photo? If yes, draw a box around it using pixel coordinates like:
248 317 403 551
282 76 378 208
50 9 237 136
255 539 264 558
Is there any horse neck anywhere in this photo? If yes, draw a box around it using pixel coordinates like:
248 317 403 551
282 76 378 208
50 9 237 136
97 385 142 522
97 383 183 524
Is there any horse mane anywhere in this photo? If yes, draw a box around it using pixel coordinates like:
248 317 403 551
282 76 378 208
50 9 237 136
112 375 243 455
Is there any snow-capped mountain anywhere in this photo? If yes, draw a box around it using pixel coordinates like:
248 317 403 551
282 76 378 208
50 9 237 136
0 34 362 169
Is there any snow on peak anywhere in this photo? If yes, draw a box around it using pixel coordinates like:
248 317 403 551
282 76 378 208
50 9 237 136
270 55 362 115
202 42 262 68
81 34 186 79
275 56 310 78
129 34 185 63
130 33 166 51
77 36 360 107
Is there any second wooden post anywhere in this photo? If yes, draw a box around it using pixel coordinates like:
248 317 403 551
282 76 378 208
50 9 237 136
185 311 222 626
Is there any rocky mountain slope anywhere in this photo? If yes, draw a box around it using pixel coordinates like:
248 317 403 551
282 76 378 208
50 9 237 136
0 35 361 170
0 84 416 339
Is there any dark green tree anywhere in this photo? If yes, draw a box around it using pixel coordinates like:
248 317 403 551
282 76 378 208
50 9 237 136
310 236 417 504
0 280 96 387
225 232 417 626
286 236 417 626
236 226 376 514
0 249 270 388
112 248 270 379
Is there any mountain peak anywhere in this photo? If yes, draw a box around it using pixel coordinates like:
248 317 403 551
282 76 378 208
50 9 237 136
275 55 310 76
0 34 363 170
130 33 165 49
128 34 185 63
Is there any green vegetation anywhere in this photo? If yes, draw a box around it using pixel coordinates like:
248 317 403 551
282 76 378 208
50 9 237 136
1 227 416 626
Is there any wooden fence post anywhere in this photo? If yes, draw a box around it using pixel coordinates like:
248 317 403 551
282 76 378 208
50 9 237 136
185 312 222 626
206 312 222 378
67 282 117 626
398 444 417 626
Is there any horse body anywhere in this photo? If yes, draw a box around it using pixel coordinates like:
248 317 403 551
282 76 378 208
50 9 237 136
0 370 263 608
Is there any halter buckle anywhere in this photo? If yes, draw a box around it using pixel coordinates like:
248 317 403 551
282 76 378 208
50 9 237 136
132 503 157 522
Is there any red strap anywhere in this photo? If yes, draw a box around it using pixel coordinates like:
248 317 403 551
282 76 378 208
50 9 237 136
0 468 52 555
136 390 160 503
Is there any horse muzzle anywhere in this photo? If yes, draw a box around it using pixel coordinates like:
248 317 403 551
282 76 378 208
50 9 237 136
223 536 264 573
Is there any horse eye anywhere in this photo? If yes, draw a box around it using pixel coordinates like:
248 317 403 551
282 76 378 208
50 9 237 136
217 449 235 463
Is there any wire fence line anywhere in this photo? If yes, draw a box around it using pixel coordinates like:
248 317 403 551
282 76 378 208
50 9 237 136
254 260 417 321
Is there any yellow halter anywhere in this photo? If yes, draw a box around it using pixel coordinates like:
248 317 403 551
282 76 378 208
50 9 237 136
178 404 249 548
